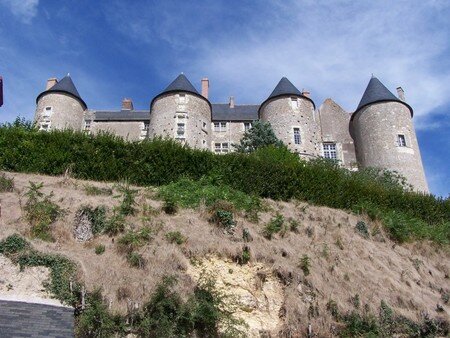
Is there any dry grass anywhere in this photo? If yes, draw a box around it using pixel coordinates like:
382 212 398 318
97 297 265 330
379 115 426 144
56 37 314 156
0 171 448 336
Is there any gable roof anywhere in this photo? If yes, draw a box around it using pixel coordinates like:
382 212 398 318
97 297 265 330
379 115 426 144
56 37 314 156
36 75 87 109
352 76 412 119
211 104 259 121
259 77 316 114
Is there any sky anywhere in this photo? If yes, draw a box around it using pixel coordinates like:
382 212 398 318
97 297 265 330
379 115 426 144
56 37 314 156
0 0 449 197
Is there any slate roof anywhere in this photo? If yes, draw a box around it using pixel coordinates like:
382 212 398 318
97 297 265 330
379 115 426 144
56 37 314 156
161 74 199 95
211 104 259 121
36 75 87 109
93 110 150 121
353 76 413 118
0 300 74 337
259 77 316 113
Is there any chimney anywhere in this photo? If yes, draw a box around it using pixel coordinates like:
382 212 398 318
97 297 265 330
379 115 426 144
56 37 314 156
46 78 58 90
121 98 134 110
396 87 405 101
302 89 311 98
201 78 209 99
229 96 235 108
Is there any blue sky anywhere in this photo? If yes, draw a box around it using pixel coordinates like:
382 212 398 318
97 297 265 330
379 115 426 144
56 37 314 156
0 0 449 196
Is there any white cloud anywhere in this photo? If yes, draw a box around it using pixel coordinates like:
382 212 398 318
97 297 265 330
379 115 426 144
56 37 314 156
106 0 450 130
0 0 39 24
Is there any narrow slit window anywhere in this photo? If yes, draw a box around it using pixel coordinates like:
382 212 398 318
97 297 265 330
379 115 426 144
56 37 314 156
397 134 406 147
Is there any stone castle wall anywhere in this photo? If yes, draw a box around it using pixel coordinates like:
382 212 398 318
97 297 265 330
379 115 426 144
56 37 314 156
35 93 84 131
211 121 249 152
149 93 211 149
90 121 146 141
260 96 321 158
351 102 428 192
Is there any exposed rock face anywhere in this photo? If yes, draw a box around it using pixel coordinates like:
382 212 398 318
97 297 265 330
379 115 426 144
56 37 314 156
73 209 93 242
186 256 284 337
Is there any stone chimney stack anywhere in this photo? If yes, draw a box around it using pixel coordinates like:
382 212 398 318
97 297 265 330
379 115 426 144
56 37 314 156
302 89 311 98
201 78 209 99
229 96 235 108
121 98 134 110
46 78 58 90
396 87 405 101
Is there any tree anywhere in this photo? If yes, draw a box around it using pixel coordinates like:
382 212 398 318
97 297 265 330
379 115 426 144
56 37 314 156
233 120 283 153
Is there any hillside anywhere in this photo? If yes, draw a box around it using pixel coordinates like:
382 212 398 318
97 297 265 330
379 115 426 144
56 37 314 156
0 171 448 337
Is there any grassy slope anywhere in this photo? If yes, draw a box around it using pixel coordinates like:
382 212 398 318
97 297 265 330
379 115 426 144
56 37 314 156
0 171 449 336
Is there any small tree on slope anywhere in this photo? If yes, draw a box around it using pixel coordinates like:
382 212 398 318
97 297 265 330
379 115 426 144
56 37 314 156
233 120 283 153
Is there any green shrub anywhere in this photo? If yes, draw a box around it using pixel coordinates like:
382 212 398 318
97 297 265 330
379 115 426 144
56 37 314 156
162 197 178 215
239 247 251 265
94 244 105 255
300 254 311 276
23 182 62 241
83 184 113 196
0 234 78 305
355 221 370 239
127 252 146 269
103 213 125 236
0 173 14 192
165 231 186 245
263 213 285 239
114 181 138 216
117 227 152 254
0 122 448 245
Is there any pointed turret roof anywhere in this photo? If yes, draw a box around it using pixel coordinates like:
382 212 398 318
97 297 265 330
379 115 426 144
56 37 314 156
352 76 412 119
267 77 302 100
259 77 315 115
151 73 210 108
36 75 87 109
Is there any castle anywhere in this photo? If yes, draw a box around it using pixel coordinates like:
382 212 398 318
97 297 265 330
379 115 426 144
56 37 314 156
34 73 429 192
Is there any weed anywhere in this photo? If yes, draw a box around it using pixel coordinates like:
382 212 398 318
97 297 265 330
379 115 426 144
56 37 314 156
0 173 14 192
114 181 138 216
117 227 152 254
24 182 62 241
335 236 344 250
326 299 340 319
300 254 311 276
127 252 146 269
239 246 251 265
162 197 178 215
441 291 449 304
95 244 105 255
103 213 125 236
355 220 370 239
321 244 330 259
305 226 314 238
263 213 285 239
165 231 186 245
208 201 236 232
289 218 300 233
83 184 113 196
350 294 360 309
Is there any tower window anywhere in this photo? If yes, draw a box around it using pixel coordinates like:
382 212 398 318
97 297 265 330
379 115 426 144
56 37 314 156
397 134 406 147
291 97 298 109
323 143 337 159
293 127 301 145
214 122 227 132
214 142 229 154
243 122 252 131
43 106 53 117
179 94 186 104
84 120 91 133
177 123 185 137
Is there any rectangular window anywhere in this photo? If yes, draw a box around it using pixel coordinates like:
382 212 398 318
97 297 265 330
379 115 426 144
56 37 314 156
323 143 337 159
293 127 301 145
43 106 53 117
243 122 252 131
39 121 51 131
84 120 91 132
397 134 406 147
179 94 186 104
143 121 149 131
291 97 298 109
214 142 229 154
177 123 185 137
214 122 227 132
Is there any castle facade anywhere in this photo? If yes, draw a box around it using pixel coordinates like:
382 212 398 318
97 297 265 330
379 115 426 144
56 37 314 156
34 74 429 192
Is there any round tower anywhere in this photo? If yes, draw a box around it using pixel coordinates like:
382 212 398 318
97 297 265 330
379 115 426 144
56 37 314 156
259 77 321 158
350 77 428 192
35 75 86 131
149 74 212 149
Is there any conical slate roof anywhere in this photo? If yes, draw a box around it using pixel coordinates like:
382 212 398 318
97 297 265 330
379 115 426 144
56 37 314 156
36 75 87 109
161 74 199 95
259 77 315 114
267 77 301 100
354 76 412 117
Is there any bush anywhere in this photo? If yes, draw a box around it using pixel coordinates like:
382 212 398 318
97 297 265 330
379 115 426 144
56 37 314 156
0 234 79 305
114 181 138 216
0 123 448 244
127 252 146 269
263 213 285 239
94 244 105 255
117 227 152 254
355 221 370 239
165 231 186 245
0 173 14 192
299 254 311 276
23 182 62 241
103 213 126 236
162 197 178 215
83 184 113 196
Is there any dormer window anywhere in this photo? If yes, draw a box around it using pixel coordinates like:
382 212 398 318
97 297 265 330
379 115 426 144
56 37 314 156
397 134 406 147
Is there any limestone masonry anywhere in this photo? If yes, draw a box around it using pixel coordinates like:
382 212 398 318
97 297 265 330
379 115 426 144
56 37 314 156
34 74 429 192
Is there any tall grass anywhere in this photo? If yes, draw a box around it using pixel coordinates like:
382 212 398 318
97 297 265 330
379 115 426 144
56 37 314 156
0 121 448 239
